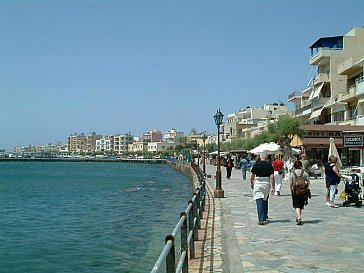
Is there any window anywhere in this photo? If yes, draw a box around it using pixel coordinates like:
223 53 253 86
333 111 345 122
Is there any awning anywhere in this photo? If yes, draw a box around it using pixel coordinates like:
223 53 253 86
308 83 324 100
309 107 324 119
356 98 364 116
302 137 343 147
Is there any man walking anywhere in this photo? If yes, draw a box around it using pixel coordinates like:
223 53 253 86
251 152 275 225
239 155 249 180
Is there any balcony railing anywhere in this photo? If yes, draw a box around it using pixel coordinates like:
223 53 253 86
310 48 342 65
355 76 364 96
288 91 301 100
294 104 311 116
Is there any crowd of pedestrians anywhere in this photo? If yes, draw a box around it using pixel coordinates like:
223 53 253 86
221 152 344 226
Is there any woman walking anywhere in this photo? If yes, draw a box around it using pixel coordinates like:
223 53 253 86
290 160 310 225
225 154 234 179
272 155 284 196
325 156 344 208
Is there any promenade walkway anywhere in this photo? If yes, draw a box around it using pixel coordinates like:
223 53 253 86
190 163 364 273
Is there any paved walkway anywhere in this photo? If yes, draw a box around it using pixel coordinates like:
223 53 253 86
190 163 364 273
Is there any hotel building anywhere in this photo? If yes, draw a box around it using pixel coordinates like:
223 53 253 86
288 26 364 165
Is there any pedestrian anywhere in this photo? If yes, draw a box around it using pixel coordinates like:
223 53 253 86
325 156 344 208
290 160 310 225
250 152 275 225
239 155 249 180
272 155 284 196
250 156 256 171
225 154 234 179
285 158 294 173
323 158 331 206
300 154 311 174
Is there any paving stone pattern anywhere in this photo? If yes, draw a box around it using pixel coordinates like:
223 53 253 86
189 164 364 273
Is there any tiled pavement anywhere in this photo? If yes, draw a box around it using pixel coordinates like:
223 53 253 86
189 164 364 273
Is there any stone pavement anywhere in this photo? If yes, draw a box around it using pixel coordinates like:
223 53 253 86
189 163 364 273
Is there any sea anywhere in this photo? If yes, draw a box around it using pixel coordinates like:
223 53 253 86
0 161 192 273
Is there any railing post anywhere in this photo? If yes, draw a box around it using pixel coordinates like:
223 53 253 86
195 190 202 228
180 212 188 273
201 182 206 212
192 194 199 241
188 200 195 259
198 185 204 220
165 235 176 273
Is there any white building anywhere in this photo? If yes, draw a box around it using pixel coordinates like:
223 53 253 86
224 103 288 141
113 134 134 154
148 142 175 153
164 128 184 144
96 136 113 152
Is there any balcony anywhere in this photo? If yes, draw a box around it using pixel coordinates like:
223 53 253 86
338 57 364 75
341 86 357 102
288 91 301 101
354 116 364 126
313 73 330 84
355 76 364 96
309 48 341 65
294 104 311 117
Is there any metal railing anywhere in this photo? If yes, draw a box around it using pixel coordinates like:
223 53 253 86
150 162 206 273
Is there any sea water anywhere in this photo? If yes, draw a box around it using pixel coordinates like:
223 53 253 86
0 161 192 273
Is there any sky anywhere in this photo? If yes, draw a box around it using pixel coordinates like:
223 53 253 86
1 0 364 151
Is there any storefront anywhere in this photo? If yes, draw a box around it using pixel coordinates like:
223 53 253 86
291 125 364 167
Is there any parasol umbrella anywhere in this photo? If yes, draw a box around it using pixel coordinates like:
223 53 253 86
249 142 281 155
329 137 342 168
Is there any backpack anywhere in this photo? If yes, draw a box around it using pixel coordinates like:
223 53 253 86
293 170 308 196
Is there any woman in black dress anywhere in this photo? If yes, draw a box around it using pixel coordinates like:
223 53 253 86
289 160 310 225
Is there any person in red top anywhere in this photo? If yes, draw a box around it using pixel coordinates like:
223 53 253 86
272 155 284 196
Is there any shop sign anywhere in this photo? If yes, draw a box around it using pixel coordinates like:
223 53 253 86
344 135 364 147
306 131 342 138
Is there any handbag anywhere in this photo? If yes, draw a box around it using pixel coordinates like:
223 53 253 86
340 190 347 200
278 169 284 175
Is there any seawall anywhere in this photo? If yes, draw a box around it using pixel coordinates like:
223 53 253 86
166 161 200 192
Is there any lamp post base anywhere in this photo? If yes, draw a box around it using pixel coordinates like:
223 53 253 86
214 189 224 198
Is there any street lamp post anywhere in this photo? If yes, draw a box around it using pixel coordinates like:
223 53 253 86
202 132 207 176
213 109 224 198
197 142 200 168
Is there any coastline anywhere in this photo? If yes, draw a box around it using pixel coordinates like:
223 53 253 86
0 157 166 164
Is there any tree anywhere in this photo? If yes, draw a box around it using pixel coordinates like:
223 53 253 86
267 115 305 160
190 128 198 135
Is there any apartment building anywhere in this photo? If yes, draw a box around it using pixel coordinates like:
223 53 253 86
95 136 113 152
94 133 134 154
68 133 87 152
113 134 134 154
148 142 175 153
288 26 364 165
142 130 162 143
68 132 101 153
224 103 288 141
164 128 184 144
289 27 364 125
128 141 148 153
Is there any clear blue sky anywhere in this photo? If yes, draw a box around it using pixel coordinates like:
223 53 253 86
1 0 363 151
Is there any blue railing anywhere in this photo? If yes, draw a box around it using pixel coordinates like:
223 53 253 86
150 162 206 273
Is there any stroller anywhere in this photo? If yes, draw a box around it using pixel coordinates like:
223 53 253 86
342 173 362 207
